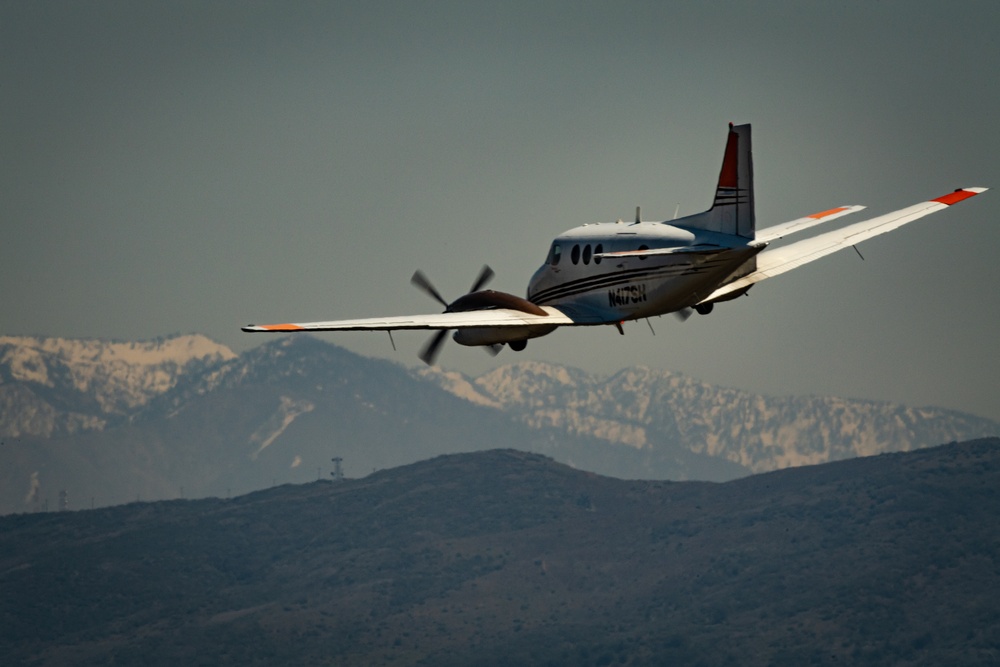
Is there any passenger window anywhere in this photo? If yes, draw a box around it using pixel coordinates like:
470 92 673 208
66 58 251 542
571 244 580 265
583 244 592 265
549 243 561 266
638 244 649 261
594 243 603 264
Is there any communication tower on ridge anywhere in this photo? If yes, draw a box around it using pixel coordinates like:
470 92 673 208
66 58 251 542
331 457 344 482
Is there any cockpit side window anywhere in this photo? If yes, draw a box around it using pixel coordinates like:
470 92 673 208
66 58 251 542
548 243 562 266
638 244 649 261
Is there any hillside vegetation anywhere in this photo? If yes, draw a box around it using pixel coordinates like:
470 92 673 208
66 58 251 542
2 439 999 666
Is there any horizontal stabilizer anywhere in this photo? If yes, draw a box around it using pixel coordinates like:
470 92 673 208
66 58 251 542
755 205 866 244
595 244 724 259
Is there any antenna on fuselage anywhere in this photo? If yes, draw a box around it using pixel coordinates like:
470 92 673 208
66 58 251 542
673 204 680 220
635 206 641 224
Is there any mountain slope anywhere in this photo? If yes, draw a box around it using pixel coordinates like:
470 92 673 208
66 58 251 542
2 439 998 666
0 334 235 438
2 334 997 515
1 337 745 514
420 361 1000 472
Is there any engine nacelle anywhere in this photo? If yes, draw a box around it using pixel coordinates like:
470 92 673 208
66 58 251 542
453 324 557 347
446 289 557 347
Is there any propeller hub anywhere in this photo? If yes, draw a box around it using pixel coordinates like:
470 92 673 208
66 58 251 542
410 265 499 365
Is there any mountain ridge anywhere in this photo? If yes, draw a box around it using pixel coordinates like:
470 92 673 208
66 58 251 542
418 359 1000 472
0 334 234 437
2 438 999 666
1 333 997 515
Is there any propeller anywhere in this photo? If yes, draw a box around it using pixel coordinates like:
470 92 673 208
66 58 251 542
418 329 450 366
410 270 448 308
468 264 495 294
410 265 496 365
675 301 714 321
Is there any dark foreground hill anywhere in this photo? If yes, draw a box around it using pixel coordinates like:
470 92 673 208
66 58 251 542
2 439 999 666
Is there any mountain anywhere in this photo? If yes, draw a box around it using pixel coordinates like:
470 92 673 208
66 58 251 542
0 334 235 438
420 361 1000 472
2 439 999 666
1 333 996 515
0 336 744 514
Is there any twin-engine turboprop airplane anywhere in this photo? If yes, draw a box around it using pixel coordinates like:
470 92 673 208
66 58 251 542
243 123 986 365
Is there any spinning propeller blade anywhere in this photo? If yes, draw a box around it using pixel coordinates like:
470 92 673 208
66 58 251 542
411 265 499 365
673 307 693 322
418 329 450 366
410 271 448 308
469 265 495 293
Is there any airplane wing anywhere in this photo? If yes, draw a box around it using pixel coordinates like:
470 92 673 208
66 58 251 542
754 205 866 243
242 305 580 333
701 187 987 304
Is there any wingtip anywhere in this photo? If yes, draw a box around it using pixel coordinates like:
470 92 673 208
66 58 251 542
241 323 304 332
932 188 987 206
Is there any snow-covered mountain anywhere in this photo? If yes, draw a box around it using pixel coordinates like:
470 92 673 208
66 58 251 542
1 333 997 514
417 361 1000 473
0 334 235 437
9 335 723 514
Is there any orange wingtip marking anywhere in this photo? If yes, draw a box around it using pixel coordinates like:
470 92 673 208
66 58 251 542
932 189 978 206
808 207 849 219
261 324 304 331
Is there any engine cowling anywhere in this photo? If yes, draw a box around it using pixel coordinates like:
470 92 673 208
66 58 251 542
453 324 556 347
446 289 548 315
446 289 557 347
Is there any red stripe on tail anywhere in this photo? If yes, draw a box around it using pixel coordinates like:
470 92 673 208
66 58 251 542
717 128 740 190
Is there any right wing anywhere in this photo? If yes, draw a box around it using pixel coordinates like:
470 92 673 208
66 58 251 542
702 187 987 304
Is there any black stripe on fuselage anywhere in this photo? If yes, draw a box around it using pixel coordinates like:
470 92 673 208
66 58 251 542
529 255 733 305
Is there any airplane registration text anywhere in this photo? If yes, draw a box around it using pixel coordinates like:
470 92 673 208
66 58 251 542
608 283 648 307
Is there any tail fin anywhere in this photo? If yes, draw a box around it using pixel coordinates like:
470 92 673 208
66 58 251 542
677 123 755 239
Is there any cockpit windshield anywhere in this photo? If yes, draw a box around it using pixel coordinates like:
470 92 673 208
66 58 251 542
547 243 562 266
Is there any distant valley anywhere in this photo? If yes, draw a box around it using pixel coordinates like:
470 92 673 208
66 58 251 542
1 334 997 514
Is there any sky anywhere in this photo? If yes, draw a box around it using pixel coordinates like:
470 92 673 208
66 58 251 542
3 1 999 422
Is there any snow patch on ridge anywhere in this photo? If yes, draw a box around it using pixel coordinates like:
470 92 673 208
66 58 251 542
250 396 315 459
0 334 236 415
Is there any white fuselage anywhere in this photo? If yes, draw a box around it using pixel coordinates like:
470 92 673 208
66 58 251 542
526 220 761 324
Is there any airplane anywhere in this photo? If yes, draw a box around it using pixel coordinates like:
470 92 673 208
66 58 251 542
243 123 986 365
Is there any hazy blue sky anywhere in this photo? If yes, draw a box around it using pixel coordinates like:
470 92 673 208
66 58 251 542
3 1 999 421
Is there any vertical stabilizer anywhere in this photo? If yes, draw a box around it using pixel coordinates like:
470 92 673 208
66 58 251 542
676 123 755 239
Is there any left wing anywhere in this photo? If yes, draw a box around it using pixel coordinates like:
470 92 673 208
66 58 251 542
701 187 987 304
243 306 579 333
